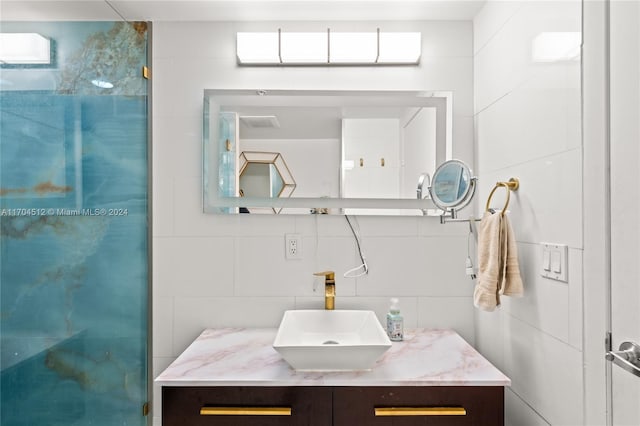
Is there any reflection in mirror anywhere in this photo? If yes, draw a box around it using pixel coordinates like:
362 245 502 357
428 159 476 218
240 163 279 196
238 151 296 214
341 115 436 200
203 90 452 215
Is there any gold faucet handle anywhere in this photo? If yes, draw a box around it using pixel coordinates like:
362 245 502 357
313 271 335 282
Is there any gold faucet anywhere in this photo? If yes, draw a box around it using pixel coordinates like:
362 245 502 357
314 271 335 310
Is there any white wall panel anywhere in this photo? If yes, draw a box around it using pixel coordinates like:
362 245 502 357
477 149 583 249
503 316 584 425
355 236 472 297
500 243 571 344
473 1 524 56
152 172 174 237
418 297 475 344
153 297 174 358
295 296 419 330
475 1 581 112
476 83 580 174
474 308 505 368
505 388 550 426
154 237 235 298
473 2 584 425
172 296 296 355
152 18 475 424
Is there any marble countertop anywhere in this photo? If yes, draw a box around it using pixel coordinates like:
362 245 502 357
155 328 510 387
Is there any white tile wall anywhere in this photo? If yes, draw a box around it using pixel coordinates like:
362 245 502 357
500 243 572 344
474 1 582 112
355 236 473 297
172 296 296 354
295 296 419 329
154 237 235 298
473 2 584 425
475 307 505 368
477 150 583 249
152 297 173 358
452 115 476 165
152 19 474 425
473 1 524 55
476 84 581 173
152 172 174 237
417 297 475 343
505 388 551 426
503 316 584 425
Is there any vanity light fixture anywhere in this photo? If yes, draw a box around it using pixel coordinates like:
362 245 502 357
0 33 51 65
236 29 421 65
281 31 327 63
236 32 280 63
379 32 422 63
330 31 378 63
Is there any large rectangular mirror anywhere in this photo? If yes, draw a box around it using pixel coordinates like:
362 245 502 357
204 89 452 215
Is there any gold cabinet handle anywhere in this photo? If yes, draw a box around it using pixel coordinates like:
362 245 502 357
374 407 466 416
200 407 292 416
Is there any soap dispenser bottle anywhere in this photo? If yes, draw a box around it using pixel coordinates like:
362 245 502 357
386 298 404 341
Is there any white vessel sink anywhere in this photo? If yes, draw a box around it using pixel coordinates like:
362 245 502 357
273 310 392 371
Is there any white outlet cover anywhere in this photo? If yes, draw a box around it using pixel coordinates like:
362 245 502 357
285 233 302 260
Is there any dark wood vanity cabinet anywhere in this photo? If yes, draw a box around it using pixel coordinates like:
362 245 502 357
333 386 504 425
162 386 504 426
162 386 332 426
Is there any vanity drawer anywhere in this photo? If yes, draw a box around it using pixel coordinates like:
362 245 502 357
162 386 332 426
333 386 504 426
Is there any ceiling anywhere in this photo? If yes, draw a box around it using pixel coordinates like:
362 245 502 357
226 105 426 140
0 0 486 22
212 90 446 140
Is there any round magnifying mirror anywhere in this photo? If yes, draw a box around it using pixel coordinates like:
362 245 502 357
428 159 476 212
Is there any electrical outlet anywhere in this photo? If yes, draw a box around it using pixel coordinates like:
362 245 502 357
285 234 302 259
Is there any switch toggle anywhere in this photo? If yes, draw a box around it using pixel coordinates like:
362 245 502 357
551 251 562 273
543 249 551 271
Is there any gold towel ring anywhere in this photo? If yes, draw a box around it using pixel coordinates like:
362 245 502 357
485 178 519 216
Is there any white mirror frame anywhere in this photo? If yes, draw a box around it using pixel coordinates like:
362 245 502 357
204 89 453 215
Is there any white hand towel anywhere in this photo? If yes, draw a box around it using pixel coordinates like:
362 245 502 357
474 211 523 311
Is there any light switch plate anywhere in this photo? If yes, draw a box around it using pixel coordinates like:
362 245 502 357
540 243 568 282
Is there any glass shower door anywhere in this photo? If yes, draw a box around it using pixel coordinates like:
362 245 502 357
0 22 150 425
608 1 640 424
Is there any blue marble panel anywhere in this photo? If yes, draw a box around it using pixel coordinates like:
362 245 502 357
1 21 148 426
